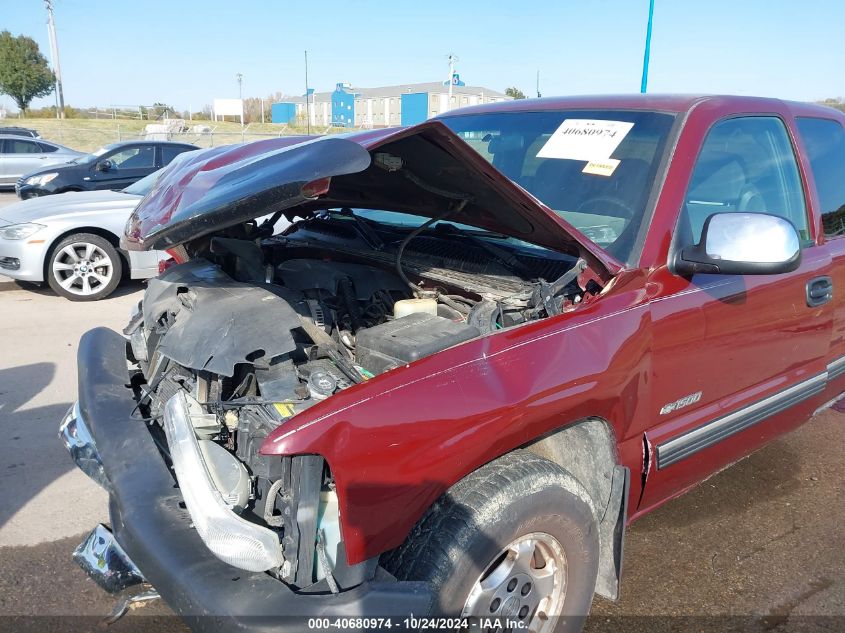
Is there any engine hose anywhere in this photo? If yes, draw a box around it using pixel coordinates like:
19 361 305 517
395 202 466 294
438 294 471 315
446 294 476 307
338 277 363 333
316 530 339 594
264 479 285 527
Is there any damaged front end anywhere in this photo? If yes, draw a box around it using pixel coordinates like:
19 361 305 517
63 120 621 624
64 326 432 631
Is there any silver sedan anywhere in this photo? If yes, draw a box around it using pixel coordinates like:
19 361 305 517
0 134 83 189
0 169 167 300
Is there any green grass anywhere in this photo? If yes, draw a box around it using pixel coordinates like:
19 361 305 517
9 117 342 153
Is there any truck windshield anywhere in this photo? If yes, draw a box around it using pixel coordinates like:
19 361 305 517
441 109 675 263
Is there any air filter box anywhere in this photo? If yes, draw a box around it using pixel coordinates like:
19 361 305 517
356 312 479 374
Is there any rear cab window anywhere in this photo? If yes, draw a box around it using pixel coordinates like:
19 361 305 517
795 117 845 239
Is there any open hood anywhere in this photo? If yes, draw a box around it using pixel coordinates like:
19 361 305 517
123 121 621 275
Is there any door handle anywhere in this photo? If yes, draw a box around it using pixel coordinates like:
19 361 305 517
806 276 833 307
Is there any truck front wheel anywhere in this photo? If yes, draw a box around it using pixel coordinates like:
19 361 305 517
382 450 599 633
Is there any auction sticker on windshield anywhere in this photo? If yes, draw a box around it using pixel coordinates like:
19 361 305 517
537 119 634 161
582 158 620 177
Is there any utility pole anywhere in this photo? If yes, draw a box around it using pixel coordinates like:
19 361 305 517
236 73 243 125
446 53 458 113
640 0 655 93
44 0 65 119
304 50 311 134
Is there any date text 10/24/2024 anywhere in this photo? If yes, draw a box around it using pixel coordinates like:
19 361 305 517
307 616 531 630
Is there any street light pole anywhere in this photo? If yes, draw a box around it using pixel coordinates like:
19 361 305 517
446 53 458 113
236 73 243 125
640 0 655 93
44 0 65 119
304 50 311 135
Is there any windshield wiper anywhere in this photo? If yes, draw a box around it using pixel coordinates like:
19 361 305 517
338 207 385 250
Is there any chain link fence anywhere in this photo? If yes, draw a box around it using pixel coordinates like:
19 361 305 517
18 119 343 153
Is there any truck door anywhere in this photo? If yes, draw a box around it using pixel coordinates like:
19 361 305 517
794 116 845 392
640 115 833 510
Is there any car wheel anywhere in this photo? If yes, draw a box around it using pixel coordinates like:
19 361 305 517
47 233 123 301
382 450 599 633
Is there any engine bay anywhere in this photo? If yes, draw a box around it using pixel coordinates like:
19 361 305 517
124 208 604 587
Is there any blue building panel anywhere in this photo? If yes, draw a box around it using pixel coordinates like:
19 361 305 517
332 83 357 127
401 92 428 126
271 102 297 124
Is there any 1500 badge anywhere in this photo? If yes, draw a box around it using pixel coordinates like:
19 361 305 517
660 391 703 415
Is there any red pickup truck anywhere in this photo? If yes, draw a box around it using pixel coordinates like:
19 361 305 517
61 95 845 632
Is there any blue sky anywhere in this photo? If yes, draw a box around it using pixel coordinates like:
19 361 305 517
3 0 843 112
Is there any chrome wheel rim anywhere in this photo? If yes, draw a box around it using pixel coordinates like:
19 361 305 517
52 242 114 296
462 532 566 633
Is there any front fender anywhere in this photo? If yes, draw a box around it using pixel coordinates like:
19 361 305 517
260 282 651 565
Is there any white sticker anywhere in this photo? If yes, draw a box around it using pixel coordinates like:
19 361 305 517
537 119 634 161
582 158 620 177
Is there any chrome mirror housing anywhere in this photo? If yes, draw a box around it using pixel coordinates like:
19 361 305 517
673 212 801 276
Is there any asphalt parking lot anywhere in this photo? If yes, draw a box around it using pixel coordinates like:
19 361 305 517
0 189 842 632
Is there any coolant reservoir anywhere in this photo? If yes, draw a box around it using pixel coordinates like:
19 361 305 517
394 297 437 318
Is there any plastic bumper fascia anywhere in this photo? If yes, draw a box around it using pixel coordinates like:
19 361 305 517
0 235 48 281
68 327 432 632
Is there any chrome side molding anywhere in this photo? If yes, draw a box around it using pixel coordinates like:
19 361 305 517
657 372 827 468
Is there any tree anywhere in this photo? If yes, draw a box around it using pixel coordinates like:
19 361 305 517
818 98 845 113
0 31 54 114
505 86 526 100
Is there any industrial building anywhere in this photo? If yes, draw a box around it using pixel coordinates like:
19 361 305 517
271 81 511 128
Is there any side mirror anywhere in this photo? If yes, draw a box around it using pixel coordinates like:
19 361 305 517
96 159 113 172
673 212 801 276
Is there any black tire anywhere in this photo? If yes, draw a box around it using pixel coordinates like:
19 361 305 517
383 450 599 633
47 233 123 301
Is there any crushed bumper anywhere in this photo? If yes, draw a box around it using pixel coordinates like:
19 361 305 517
65 327 432 632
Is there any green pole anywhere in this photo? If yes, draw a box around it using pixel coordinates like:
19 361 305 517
641 0 655 93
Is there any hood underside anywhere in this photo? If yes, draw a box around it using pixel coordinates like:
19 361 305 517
123 121 620 275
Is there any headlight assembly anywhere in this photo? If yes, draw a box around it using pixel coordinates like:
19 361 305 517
163 391 285 572
25 172 58 187
0 223 45 240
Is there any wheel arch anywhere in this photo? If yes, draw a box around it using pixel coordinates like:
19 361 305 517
43 226 130 281
520 417 629 602
521 417 618 517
